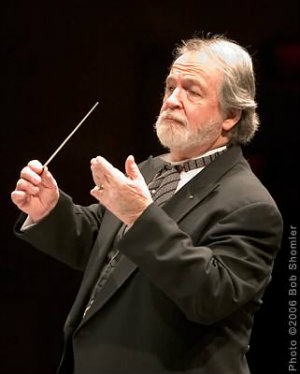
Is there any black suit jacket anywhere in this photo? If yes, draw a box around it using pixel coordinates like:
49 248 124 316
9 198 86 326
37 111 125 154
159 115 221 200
15 146 283 374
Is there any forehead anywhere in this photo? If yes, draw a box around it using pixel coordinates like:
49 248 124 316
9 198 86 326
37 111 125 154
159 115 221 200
169 51 222 83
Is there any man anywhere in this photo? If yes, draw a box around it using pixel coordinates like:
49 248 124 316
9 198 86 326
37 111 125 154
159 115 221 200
12 35 283 373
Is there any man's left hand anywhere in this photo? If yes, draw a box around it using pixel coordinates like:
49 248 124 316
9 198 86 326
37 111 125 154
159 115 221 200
90 155 153 227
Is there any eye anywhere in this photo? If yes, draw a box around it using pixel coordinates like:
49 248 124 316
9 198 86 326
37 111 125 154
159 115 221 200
165 85 176 97
189 89 201 97
186 88 203 101
166 85 175 93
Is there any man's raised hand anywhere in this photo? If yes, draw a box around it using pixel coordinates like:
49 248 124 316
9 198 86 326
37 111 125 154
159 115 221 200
11 160 59 223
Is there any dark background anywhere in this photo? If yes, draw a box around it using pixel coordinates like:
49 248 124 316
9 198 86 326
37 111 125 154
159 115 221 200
1 1 299 373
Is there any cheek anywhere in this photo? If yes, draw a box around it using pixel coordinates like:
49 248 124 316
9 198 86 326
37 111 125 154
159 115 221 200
160 99 168 113
184 108 200 129
190 102 221 125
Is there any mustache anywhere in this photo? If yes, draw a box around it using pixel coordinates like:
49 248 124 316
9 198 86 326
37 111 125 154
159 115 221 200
156 111 187 127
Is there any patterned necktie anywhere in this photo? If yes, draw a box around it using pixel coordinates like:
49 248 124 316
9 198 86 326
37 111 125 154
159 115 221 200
148 150 225 206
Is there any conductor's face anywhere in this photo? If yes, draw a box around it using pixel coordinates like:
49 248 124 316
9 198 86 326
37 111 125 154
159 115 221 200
155 51 233 160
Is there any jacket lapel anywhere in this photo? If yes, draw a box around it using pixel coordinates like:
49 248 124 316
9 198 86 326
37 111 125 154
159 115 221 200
162 146 242 220
162 182 220 222
74 146 243 329
76 254 137 330
65 210 123 333
83 210 123 289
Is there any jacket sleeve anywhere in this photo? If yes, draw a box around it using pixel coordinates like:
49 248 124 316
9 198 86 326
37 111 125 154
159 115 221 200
14 190 105 271
117 201 283 324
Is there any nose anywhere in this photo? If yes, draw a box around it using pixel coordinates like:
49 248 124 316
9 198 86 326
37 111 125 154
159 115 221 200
164 88 183 110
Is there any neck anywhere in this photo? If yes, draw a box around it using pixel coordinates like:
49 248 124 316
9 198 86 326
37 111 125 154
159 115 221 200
168 139 229 162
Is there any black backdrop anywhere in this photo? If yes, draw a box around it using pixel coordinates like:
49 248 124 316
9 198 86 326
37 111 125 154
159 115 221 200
1 1 299 373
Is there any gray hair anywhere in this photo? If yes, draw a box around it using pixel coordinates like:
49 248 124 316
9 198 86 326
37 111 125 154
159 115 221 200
173 34 259 145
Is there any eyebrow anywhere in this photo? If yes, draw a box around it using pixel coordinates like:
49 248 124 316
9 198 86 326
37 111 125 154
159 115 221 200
165 75 208 93
165 75 176 85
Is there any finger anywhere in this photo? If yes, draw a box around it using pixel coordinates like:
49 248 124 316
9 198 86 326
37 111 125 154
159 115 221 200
16 178 40 195
90 160 106 187
11 190 28 207
20 166 42 186
26 161 57 189
90 157 110 185
28 160 44 175
91 156 114 183
91 156 126 185
125 155 142 181
90 186 105 202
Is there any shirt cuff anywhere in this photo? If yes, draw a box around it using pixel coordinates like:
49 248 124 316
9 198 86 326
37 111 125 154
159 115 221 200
20 216 36 231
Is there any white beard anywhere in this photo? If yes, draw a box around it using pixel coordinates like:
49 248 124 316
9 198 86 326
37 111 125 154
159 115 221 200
154 111 222 152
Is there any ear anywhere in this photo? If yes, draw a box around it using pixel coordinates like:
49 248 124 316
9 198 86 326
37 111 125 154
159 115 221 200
222 108 242 131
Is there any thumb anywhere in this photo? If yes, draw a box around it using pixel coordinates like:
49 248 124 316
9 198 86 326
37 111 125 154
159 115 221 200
125 155 142 181
41 166 58 189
